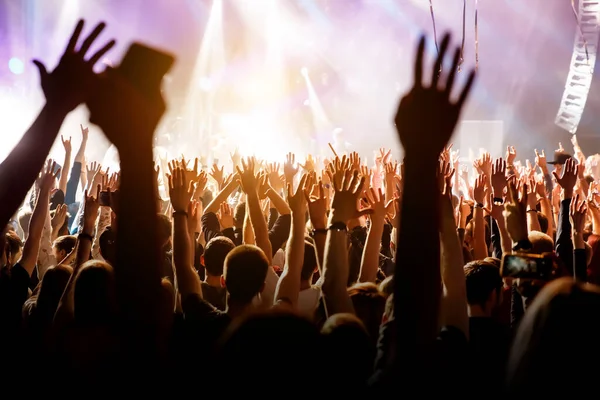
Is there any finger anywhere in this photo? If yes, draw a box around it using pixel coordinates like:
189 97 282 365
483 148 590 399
78 22 106 55
87 39 116 65
297 174 308 195
456 69 476 109
414 35 426 86
318 181 324 199
65 19 85 53
444 47 461 93
432 33 450 87
32 60 48 79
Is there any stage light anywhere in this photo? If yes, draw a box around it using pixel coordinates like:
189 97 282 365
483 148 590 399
301 67 308 77
8 57 24 75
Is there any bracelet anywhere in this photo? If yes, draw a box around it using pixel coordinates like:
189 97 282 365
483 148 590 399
475 203 484 209
173 210 189 218
328 222 347 231
311 228 328 237
526 209 537 213
79 233 94 242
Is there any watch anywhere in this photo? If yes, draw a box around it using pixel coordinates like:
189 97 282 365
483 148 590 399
328 222 347 231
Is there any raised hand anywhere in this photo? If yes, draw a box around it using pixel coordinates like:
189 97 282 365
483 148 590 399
304 180 328 229
503 181 528 243
168 167 194 212
187 200 201 235
210 163 225 189
218 202 234 230
329 170 371 224
257 172 271 200
81 187 99 237
86 161 101 184
395 33 475 159
51 203 68 230
299 155 316 173
506 146 517 166
266 162 284 192
553 157 577 198
237 157 259 195
230 148 241 168
61 135 72 153
569 194 587 234
34 20 115 112
365 188 394 223
36 160 60 193
287 174 308 215
375 148 392 167
535 149 547 172
284 152 299 183
473 174 486 205
491 158 507 198
80 124 89 140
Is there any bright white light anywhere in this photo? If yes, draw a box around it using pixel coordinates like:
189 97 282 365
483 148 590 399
8 57 24 75
301 67 308 77
199 77 213 92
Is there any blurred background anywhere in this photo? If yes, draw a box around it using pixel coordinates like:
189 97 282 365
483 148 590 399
0 0 596 167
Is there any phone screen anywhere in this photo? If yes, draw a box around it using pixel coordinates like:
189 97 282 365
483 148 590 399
501 254 553 280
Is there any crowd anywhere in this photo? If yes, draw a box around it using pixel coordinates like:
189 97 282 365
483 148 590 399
1 20 599 397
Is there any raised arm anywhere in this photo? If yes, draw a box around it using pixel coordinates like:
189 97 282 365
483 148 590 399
238 157 273 264
275 175 308 307
169 167 202 298
19 161 60 277
392 33 475 377
0 21 114 229
359 188 390 283
58 135 72 195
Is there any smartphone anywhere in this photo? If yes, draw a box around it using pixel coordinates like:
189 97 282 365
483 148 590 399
501 254 554 280
99 191 111 207
117 43 175 99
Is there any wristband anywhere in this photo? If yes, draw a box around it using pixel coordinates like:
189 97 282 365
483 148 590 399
79 233 94 242
493 197 504 205
475 203 484 209
173 210 189 218
328 222 347 232
311 228 328 237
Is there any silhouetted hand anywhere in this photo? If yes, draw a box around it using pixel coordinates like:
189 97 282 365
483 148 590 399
395 33 475 161
553 158 577 199
34 20 115 113
503 182 528 244
168 167 194 212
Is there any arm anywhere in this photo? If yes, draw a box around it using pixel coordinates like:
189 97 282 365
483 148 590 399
91 206 111 260
19 162 58 277
472 175 488 260
274 177 307 307
58 135 72 195
358 188 387 283
266 187 291 215
439 192 468 339
54 189 98 327
570 195 588 281
171 183 202 299
203 177 238 215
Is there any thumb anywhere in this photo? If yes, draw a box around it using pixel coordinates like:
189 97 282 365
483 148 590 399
357 208 374 218
32 59 48 78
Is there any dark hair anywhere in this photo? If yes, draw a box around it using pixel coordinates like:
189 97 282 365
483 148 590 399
73 260 117 325
224 245 268 304
204 236 235 277
5 230 23 255
301 240 318 281
234 202 245 227
35 264 73 324
464 260 502 307
216 309 322 389
347 282 386 345
157 214 172 248
53 235 77 255
99 227 116 265
537 213 549 235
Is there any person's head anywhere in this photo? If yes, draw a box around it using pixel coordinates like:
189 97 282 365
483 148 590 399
52 235 77 262
301 240 318 283
464 260 503 316
233 202 245 228
347 282 386 344
216 309 322 389
528 231 554 254
36 264 73 322
507 278 600 396
99 227 116 265
321 313 373 385
157 214 172 251
4 230 23 267
202 236 235 278
222 245 269 305
18 209 32 238
537 213 549 235
73 260 117 325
